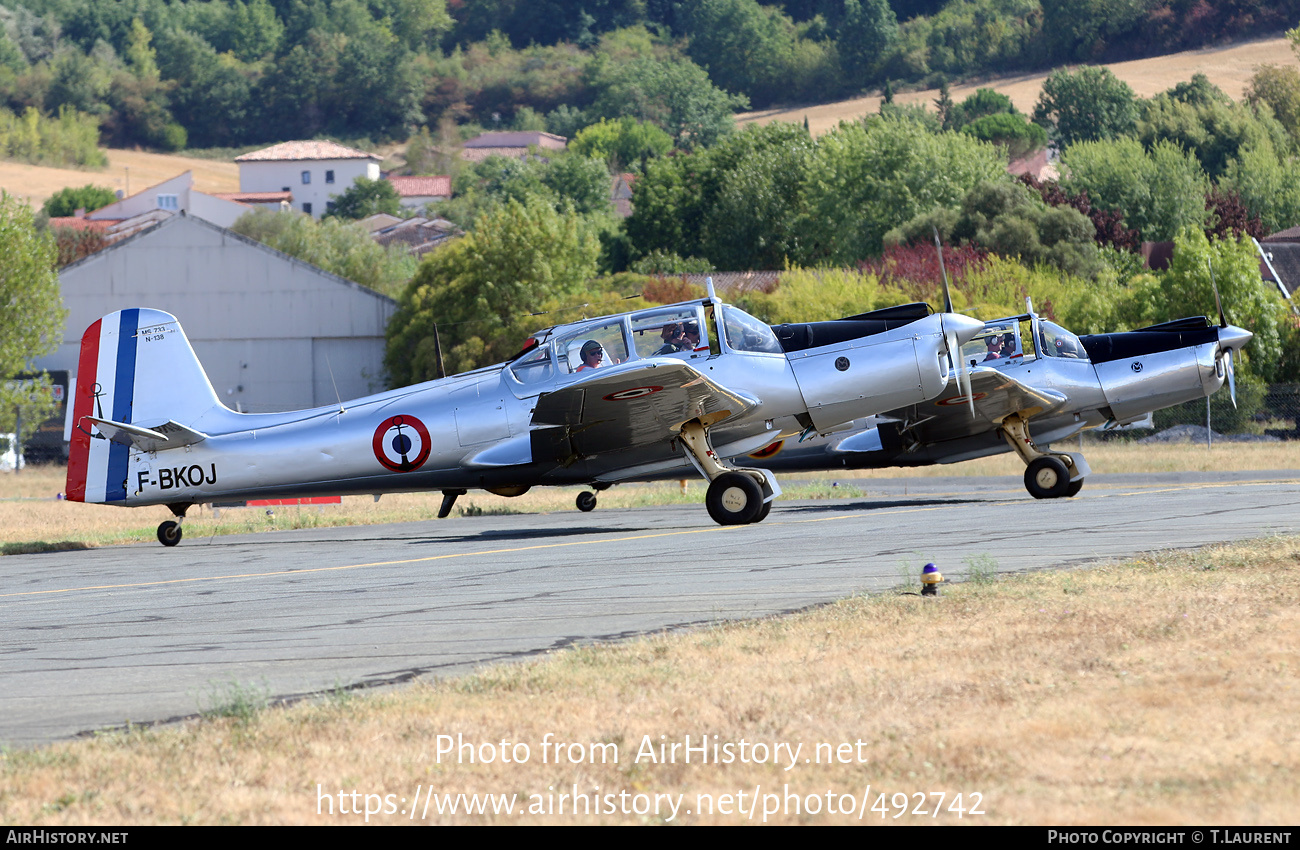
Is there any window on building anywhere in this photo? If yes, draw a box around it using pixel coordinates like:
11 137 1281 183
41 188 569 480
325 170 335 184
302 171 311 184
303 202 313 215
157 194 179 210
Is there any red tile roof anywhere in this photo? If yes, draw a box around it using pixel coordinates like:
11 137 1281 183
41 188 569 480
386 175 451 197
235 140 380 162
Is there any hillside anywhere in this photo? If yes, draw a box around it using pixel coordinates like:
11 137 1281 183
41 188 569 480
0 149 240 211
738 34 1298 135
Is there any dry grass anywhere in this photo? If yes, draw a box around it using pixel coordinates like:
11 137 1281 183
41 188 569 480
0 149 239 211
3 441 1295 553
1 535 1296 824
738 34 1300 136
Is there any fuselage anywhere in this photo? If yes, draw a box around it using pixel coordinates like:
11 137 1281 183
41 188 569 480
79 300 982 508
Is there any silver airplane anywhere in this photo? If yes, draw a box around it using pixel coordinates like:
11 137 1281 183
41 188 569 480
65 292 983 545
734 302 1253 498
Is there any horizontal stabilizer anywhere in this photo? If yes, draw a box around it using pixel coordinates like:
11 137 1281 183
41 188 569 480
86 417 208 453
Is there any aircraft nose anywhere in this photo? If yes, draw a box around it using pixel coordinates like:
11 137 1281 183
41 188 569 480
942 313 986 347
1218 324 1253 353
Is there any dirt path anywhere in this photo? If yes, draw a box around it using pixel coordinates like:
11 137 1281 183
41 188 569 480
738 34 1299 136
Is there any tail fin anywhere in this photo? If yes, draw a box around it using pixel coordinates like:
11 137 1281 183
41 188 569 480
67 309 224 503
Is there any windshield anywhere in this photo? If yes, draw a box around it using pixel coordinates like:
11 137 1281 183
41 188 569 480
1040 320 1087 360
721 305 782 354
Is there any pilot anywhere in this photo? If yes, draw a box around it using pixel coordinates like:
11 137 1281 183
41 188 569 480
577 340 605 371
682 321 702 350
654 323 687 355
1001 332 1017 357
982 336 1003 361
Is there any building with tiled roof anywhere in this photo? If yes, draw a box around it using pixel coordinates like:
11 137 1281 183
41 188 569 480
460 131 567 163
79 171 251 229
386 175 451 210
235 140 382 219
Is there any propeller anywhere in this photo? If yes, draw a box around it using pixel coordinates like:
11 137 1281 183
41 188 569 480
935 228 975 417
1207 260 1237 409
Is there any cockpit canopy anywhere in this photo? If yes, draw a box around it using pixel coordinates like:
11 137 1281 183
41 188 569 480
506 302 781 389
957 315 1089 369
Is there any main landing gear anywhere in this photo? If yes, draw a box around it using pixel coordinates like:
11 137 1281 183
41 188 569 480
999 414 1089 500
157 503 191 547
678 420 779 525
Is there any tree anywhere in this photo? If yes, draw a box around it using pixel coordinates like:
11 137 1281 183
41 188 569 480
888 180 1104 280
838 0 898 86
230 209 417 298
570 117 672 169
795 114 1007 263
325 177 402 220
42 184 118 217
385 197 600 381
0 194 65 433
962 113 1047 160
1246 64 1300 148
587 55 749 150
1032 66 1138 146
1061 137 1209 242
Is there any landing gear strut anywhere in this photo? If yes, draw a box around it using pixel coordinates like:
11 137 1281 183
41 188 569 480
157 503 190 547
678 420 779 525
999 414 1089 499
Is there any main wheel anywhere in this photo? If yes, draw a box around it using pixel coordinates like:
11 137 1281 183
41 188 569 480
1064 478 1084 498
157 520 183 547
576 491 598 512
706 472 763 525
1024 456 1071 499
749 499 772 524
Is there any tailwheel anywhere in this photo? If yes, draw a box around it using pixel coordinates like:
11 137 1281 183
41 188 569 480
157 520 183 547
576 491 598 512
1024 456 1071 499
706 472 764 525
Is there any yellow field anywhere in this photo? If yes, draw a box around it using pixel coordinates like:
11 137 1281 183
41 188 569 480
738 34 1300 136
0 148 239 211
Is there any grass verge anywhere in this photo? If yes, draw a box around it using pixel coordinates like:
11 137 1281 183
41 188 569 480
2 535 1296 824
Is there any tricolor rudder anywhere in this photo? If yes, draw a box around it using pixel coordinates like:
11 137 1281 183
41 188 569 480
65 309 224 504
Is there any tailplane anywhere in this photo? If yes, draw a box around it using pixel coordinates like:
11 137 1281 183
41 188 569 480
67 309 225 503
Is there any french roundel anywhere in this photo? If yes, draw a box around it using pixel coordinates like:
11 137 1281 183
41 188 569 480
372 414 432 472
937 393 988 406
602 385 663 401
748 440 785 460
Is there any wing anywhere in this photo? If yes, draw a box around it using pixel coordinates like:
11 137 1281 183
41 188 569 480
843 366 1068 449
527 360 758 466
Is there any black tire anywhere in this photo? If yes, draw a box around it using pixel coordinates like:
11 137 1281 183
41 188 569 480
1024 456 1071 499
749 499 772 524
576 491 597 512
706 472 763 525
157 520 182 547
1064 478 1084 498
